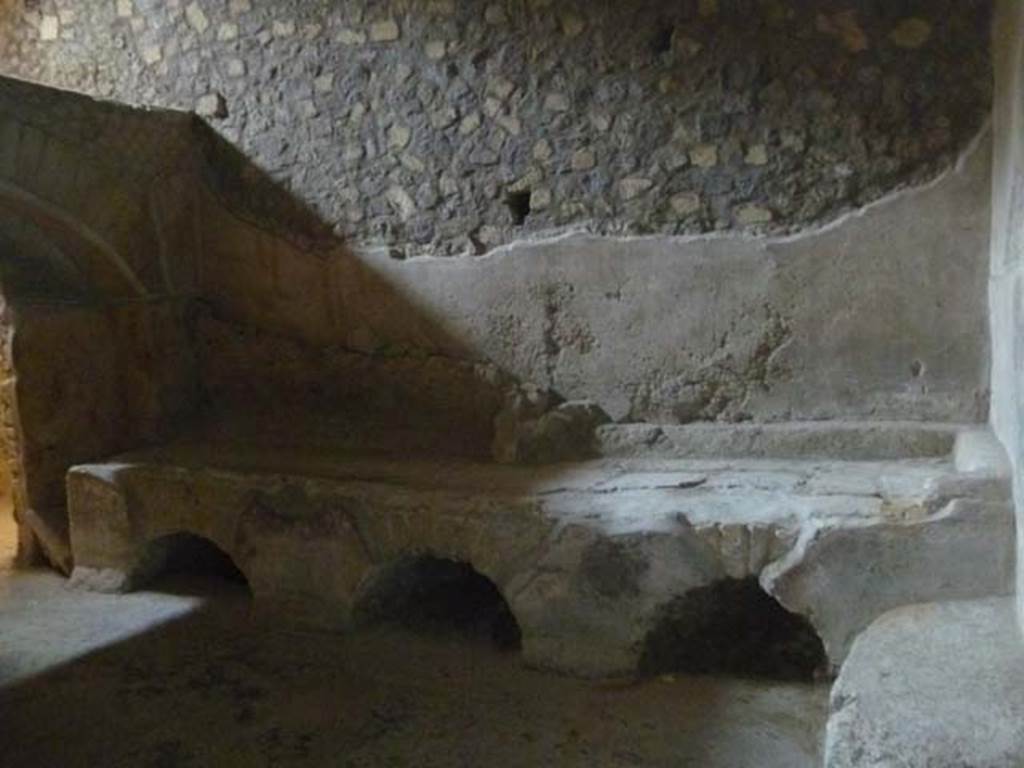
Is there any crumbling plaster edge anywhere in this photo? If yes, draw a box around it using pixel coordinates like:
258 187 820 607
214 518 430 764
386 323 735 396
0 71 990 274
352 120 993 268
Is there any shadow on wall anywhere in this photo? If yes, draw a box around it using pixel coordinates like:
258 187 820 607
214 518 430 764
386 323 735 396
190 109 995 428
0 74 560 571
191 127 520 458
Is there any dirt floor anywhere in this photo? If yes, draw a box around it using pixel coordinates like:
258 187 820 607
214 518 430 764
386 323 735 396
0 511 828 768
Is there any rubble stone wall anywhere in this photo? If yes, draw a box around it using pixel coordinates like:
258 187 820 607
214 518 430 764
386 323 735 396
0 0 994 257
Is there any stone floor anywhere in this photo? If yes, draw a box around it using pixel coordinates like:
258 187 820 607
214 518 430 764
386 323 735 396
0 510 829 768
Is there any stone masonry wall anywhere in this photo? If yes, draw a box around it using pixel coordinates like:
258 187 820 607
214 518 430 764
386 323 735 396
8 302 197 571
0 0 993 257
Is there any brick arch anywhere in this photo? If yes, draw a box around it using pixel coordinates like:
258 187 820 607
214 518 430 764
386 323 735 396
133 530 252 592
0 211 93 300
349 554 523 649
0 180 146 300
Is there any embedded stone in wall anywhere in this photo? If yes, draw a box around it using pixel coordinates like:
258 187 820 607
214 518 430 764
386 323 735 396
890 18 932 49
369 19 400 42
195 92 227 119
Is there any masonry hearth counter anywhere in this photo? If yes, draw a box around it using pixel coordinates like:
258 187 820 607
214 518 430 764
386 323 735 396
0 69 995 572
66 425 1013 678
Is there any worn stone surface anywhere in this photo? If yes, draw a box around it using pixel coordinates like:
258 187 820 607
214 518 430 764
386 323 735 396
825 598 1024 768
596 420 961 461
987 0 1024 626
493 399 610 464
0 0 993 257
68 438 1013 676
764 490 1015 663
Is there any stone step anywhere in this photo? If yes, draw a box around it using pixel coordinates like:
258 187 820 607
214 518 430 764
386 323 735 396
595 420 968 461
825 597 1024 768
66 437 1014 678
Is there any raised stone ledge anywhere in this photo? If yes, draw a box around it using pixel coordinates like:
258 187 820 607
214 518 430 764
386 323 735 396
595 420 966 461
67 438 1014 678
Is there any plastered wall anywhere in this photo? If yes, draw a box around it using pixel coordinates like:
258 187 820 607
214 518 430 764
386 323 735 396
988 0 1024 624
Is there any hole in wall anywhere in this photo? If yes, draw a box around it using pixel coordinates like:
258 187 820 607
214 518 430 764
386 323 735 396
354 556 522 650
505 191 532 226
652 25 674 56
470 48 490 71
140 532 251 598
638 577 826 681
